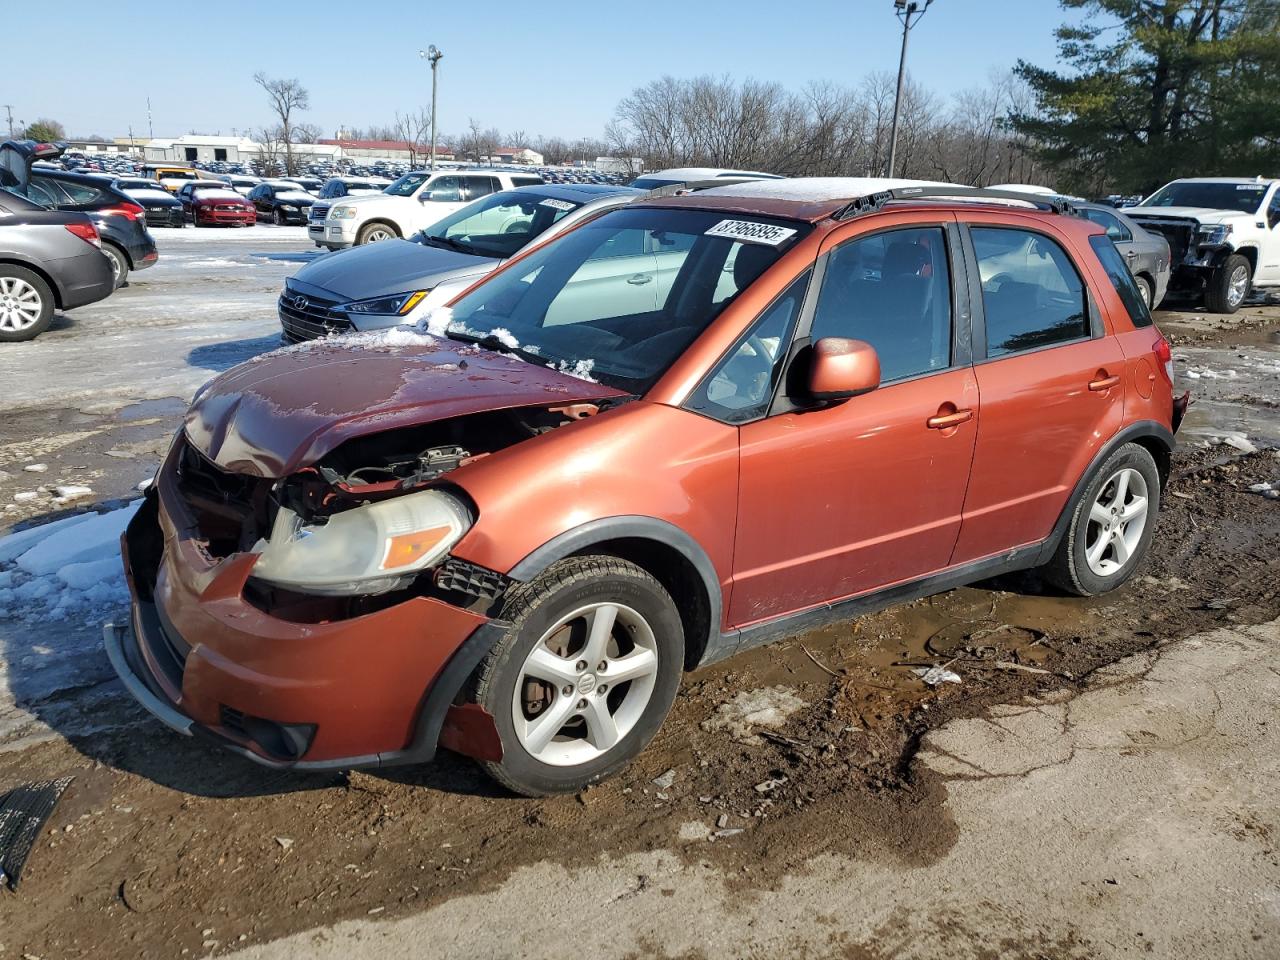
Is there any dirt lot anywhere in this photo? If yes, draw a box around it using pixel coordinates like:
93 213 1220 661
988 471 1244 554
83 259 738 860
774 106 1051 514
0 236 1278 959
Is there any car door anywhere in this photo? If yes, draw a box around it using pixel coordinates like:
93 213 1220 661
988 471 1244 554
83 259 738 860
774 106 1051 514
729 216 980 626
950 218 1127 565
1256 187 1280 285
412 175 467 231
542 226 660 326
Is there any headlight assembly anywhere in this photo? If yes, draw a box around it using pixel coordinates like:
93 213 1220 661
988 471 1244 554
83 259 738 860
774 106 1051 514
337 290 429 316
1197 223 1232 245
330 206 358 220
250 489 472 596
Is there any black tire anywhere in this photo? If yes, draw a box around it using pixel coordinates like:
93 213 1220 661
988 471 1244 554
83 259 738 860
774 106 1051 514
1041 442 1162 597
1205 253 1251 314
0 266 55 342
469 556 684 797
103 243 129 289
356 221 399 245
1134 274 1153 310
272 207 286 226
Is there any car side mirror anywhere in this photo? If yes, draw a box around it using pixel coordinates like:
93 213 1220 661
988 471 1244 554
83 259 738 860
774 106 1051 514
807 337 880 401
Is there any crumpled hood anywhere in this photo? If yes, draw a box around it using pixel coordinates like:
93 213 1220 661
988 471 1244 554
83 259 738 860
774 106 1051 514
185 337 625 478
292 238 499 301
1127 205 1253 225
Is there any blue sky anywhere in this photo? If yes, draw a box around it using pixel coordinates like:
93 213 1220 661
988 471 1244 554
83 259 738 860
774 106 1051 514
3 0 1080 143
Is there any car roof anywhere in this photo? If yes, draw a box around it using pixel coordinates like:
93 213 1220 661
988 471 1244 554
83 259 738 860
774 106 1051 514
642 177 965 222
639 167 783 180
1165 176 1277 184
512 183 641 202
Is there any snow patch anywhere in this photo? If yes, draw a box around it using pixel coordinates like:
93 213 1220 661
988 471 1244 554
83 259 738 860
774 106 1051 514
0 504 139 622
700 686 807 745
419 306 454 337
546 358 597 383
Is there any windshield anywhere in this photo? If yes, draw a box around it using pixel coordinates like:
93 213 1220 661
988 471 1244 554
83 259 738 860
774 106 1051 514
418 191 581 258
385 172 430 197
444 207 809 393
628 177 678 190
159 171 197 181
1143 181 1269 213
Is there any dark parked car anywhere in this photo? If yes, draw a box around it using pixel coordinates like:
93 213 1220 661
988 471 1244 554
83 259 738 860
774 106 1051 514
176 181 257 227
317 177 385 200
0 186 115 341
248 181 315 225
114 177 186 228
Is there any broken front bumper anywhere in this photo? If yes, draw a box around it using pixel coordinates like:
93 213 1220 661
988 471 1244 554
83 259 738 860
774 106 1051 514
107 487 503 770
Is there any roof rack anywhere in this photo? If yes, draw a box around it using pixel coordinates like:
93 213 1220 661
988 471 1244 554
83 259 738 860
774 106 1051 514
832 186 1080 221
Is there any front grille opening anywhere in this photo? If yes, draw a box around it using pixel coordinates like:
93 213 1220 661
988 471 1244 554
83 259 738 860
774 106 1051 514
174 441 273 557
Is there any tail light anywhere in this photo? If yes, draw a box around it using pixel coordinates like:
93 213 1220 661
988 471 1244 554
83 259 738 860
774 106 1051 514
102 202 147 222
1153 335 1174 385
64 222 102 248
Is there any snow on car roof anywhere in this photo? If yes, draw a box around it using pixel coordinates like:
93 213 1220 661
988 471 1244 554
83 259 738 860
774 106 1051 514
701 177 957 202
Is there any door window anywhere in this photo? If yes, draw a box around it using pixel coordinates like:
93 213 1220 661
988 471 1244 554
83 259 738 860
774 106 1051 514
686 271 808 423
1082 208 1130 241
971 227 1089 357
425 176 463 201
1268 190 1280 228
809 226 952 382
463 176 500 200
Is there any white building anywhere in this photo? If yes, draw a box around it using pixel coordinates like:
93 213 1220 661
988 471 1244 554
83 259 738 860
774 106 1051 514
142 135 342 166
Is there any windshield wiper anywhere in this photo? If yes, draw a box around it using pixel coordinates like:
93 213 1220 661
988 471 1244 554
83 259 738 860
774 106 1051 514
420 234 476 256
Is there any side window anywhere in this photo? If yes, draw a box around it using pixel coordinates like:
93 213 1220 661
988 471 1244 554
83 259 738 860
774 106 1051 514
971 227 1089 358
809 226 952 382
686 271 809 423
58 181 103 205
27 178 67 206
589 229 647 260
464 176 499 200
425 176 462 201
1268 190 1280 228
1084 208 1130 241
1089 235 1153 328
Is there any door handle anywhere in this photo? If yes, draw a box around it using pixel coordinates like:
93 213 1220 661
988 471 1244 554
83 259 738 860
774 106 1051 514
1089 374 1121 391
626 274 653 285
926 408 974 429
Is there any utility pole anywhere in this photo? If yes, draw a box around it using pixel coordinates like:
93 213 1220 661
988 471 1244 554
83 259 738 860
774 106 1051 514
420 45 443 170
3 105 14 138
887 0 934 178
146 97 154 139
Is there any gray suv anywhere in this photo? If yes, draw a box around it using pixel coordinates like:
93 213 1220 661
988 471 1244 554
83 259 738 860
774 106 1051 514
0 186 114 341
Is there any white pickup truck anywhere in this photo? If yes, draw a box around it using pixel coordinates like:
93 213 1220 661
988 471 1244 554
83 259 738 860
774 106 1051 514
1127 177 1280 313
312 169 545 250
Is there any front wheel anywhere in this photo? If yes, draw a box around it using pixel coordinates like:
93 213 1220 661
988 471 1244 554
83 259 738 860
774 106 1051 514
468 556 684 796
272 208 286 226
1042 443 1161 596
356 222 399 245
1205 253 1251 314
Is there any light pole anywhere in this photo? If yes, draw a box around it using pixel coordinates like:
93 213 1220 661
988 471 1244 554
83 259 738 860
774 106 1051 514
887 0 933 178
419 45 443 170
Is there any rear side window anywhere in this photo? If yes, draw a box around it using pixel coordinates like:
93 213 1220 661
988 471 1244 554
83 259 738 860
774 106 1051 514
512 176 544 188
1089 235 1153 328
56 180 104 204
971 227 1089 358
464 176 500 199
810 226 952 382
1083 208 1130 241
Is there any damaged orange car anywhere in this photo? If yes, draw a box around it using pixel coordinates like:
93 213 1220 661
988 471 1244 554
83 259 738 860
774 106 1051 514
107 180 1185 796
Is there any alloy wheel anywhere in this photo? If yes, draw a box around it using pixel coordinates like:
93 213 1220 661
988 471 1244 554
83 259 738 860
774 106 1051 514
0 276 44 332
1084 468 1149 577
1228 264 1249 308
512 601 660 767
365 228 393 242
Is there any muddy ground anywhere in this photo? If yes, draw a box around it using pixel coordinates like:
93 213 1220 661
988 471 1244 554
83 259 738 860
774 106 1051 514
0 238 1278 958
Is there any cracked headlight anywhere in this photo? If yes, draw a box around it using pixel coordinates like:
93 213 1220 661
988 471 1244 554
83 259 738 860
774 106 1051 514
250 490 472 596
1197 223 1232 245
337 290 429 316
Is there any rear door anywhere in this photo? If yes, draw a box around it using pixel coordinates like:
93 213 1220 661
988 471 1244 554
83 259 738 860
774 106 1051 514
950 217 1126 565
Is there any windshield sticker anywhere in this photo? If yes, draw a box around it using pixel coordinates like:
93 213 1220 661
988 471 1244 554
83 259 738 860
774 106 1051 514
705 219 797 246
1237 185 1265 191
539 198 575 211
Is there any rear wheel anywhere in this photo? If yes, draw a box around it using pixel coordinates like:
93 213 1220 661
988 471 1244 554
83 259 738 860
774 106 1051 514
272 208 286 226
468 556 683 796
103 243 129 288
356 222 399 245
1134 274 1153 309
0 267 55 342
1205 253 1251 314
1042 443 1161 596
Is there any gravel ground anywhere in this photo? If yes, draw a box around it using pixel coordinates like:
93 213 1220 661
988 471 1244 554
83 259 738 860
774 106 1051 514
0 231 1278 959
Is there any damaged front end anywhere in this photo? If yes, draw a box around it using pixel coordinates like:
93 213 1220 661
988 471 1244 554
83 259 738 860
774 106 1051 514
110 372 622 770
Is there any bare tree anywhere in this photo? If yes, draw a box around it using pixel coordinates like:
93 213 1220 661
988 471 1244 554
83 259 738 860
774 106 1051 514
253 72 310 175
253 125 286 176
394 108 432 167
292 122 323 145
